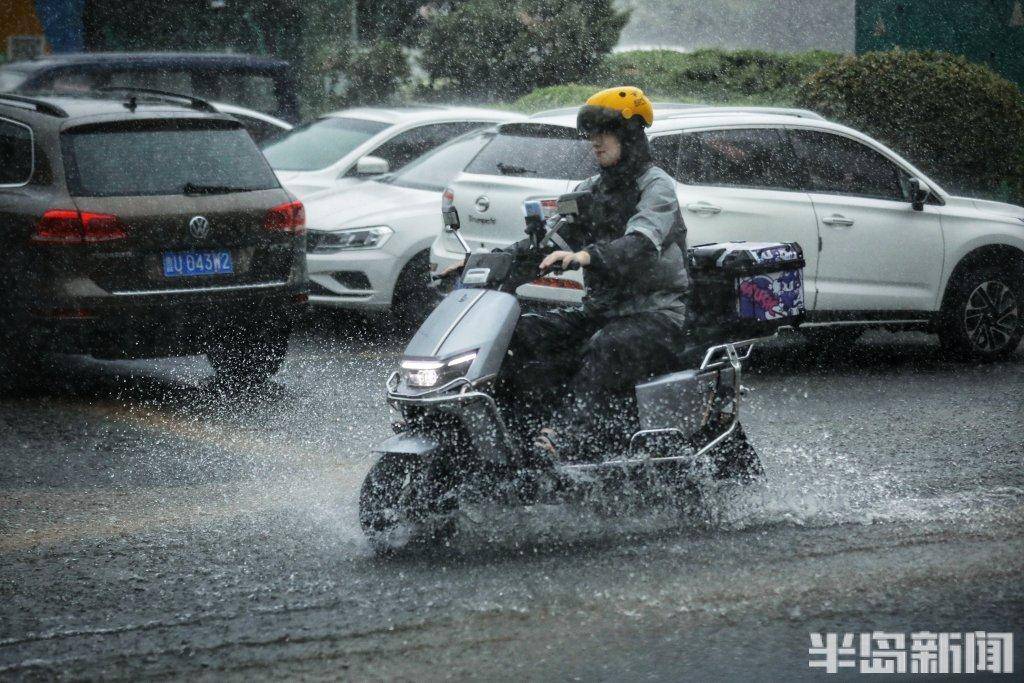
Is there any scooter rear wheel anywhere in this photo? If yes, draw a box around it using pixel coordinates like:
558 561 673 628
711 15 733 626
710 423 765 483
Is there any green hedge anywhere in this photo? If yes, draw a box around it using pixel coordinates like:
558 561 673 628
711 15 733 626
512 49 839 111
798 49 1024 203
590 48 838 104
419 0 628 100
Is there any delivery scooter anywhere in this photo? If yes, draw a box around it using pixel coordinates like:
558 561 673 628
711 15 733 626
359 193 805 554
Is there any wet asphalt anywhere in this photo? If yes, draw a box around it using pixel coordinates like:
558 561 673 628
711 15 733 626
1 313 1022 680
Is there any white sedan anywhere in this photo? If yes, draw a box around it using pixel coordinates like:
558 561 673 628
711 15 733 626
303 128 516 322
262 105 517 198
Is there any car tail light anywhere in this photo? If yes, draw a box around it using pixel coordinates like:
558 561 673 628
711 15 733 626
81 212 126 242
530 276 584 290
441 187 454 212
33 307 95 319
33 210 125 244
265 200 306 236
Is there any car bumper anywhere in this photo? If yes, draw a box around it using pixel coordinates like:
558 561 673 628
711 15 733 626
15 285 308 360
307 248 401 311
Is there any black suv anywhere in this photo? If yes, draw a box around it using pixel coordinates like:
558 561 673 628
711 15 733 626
0 90 308 385
0 53 300 123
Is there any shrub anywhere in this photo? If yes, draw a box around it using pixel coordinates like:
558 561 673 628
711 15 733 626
342 40 411 106
592 48 838 104
513 84 604 112
798 49 1024 201
419 0 629 99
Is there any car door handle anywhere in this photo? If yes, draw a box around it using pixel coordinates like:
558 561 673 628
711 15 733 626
821 214 855 227
685 202 722 215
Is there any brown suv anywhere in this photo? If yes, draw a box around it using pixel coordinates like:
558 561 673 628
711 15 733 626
0 90 308 386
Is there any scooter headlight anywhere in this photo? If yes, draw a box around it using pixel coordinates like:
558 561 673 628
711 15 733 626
400 351 478 388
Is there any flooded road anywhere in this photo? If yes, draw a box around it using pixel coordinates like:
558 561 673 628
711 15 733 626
2 317 1022 679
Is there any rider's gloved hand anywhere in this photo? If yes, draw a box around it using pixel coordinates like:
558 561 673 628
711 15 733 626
437 263 463 279
539 249 591 273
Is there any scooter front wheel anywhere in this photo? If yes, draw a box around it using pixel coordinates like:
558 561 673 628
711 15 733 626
359 453 454 556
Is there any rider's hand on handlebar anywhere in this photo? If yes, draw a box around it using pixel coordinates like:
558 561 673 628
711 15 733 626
435 262 464 280
539 250 590 274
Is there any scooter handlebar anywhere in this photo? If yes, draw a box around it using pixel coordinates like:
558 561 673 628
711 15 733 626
538 258 582 276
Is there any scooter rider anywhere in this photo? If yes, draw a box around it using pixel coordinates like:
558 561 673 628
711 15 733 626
507 86 691 462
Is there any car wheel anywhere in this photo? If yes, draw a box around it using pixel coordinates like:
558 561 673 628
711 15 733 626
207 324 291 387
938 265 1023 361
390 251 435 327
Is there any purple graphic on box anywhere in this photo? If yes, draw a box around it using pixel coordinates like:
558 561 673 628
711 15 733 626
753 244 800 264
737 269 805 320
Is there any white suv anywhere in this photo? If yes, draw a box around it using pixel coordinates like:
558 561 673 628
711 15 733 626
262 105 515 198
430 107 1024 360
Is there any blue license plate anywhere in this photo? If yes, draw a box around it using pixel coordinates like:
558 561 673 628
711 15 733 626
162 250 234 277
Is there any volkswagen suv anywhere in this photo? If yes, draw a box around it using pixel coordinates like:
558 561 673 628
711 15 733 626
431 107 1024 360
0 91 308 385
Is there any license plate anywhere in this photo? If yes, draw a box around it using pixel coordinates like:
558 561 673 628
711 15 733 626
162 250 233 277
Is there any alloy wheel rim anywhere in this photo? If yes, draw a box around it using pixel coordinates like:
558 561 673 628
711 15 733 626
963 280 1019 352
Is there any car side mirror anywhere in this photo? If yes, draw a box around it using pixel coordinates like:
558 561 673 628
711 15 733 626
355 155 389 175
908 177 929 211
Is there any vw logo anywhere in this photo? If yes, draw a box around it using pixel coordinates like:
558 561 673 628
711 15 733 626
188 215 210 239
474 195 490 213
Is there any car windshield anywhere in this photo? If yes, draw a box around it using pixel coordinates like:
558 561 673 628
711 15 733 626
386 131 493 192
261 116 389 172
0 69 29 92
61 119 279 197
464 123 598 180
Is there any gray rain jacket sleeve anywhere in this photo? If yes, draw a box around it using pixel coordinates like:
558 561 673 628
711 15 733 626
574 166 690 317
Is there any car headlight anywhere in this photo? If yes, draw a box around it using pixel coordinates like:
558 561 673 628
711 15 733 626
307 226 393 253
400 351 478 388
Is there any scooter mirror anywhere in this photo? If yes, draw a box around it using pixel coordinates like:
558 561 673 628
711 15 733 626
556 191 592 223
443 208 460 231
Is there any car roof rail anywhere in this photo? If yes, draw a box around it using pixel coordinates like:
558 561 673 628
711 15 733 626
0 93 68 118
661 106 826 121
97 87 218 114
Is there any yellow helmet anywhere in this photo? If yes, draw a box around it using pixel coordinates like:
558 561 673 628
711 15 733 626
577 86 654 137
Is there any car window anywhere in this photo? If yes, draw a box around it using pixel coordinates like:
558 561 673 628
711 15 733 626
262 116 389 171
195 72 280 115
465 124 598 180
230 114 288 146
62 119 279 197
789 129 906 201
0 69 29 91
0 118 33 185
36 69 99 94
649 134 680 176
360 122 486 175
388 132 493 192
107 69 193 93
678 128 803 191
